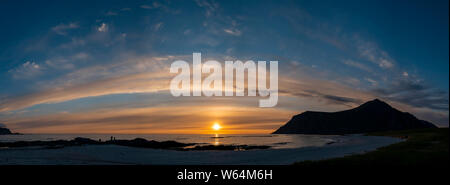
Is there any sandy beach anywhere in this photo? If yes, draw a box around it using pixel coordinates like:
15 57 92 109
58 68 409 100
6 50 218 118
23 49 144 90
0 135 401 165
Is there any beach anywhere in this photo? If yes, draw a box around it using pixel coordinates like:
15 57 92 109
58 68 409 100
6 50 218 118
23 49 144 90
0 135 401 165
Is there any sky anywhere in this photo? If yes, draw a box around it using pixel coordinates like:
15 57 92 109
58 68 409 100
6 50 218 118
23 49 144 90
0 0 448 134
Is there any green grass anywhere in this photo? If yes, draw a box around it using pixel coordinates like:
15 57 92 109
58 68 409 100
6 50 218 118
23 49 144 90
294 128 449 166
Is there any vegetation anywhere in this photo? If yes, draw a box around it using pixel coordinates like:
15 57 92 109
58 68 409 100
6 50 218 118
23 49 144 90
295 128 449 166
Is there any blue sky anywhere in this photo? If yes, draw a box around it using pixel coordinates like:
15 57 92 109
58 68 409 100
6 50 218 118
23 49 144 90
0 0 448 133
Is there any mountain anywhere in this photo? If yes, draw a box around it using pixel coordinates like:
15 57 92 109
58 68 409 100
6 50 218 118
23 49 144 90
0 124 21 135
0 127 12 135
273 99 437 135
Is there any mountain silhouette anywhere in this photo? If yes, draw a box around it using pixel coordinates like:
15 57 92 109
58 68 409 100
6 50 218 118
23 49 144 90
273 99 437 134
0 124 21 135
0 127 12 135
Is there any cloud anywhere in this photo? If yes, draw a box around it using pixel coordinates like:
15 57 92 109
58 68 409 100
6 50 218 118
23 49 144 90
1 53 447 128
402 71 409 77
52 22 79 35
6 105 293 134
72 52 89 60
280 88 364 107
321 94 363 105
140 2 162 9
106 11 118 16
140 5 153 9
191 35 220 46
45 59 74 70
366 78 378 86
0 72 172 112
44 52 89 70
97 23 108 32
139 1 178 14
9 61 42 79
2 54 363 113
277 69 448 125
0 55 179 112
342 59 372 72
281 7 346 50
223 28 241 36
59 37 86 49
280 6 394 71
355 36 394 69
276 70 372 108
371 78 449 111
195 0 219 17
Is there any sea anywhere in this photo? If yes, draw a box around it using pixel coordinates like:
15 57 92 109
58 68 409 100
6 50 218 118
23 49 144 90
0 133 339 149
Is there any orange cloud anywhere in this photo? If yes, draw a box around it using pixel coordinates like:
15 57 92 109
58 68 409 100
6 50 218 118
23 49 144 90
6 105 294 134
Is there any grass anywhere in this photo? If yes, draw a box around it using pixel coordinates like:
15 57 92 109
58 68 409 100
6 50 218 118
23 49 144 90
294 128 449 167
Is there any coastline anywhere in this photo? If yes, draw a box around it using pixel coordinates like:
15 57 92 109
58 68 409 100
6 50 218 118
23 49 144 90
0 134 401 165
295 128 449 166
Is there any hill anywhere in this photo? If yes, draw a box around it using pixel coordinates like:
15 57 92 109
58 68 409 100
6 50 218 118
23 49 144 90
273 99 437 134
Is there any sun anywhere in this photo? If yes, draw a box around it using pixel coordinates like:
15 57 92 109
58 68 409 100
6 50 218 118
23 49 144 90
212 122 221 131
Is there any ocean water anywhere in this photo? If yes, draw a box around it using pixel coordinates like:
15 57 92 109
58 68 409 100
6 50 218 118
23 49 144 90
0 133 338 149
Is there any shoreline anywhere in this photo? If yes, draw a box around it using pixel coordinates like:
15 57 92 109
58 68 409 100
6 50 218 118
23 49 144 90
294 128 449 166
0 134 401 165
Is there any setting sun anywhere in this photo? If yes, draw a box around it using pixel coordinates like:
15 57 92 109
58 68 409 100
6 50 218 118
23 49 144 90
212 122 221 131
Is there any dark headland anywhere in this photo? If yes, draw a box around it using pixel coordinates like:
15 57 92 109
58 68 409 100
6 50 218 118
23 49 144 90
0 127 12 135
0 126 21 135
273 99 437 135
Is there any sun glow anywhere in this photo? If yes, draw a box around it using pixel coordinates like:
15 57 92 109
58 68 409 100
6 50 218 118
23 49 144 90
212 122 221 131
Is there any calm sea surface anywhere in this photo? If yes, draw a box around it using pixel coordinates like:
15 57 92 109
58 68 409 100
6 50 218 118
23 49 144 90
0 134 338 149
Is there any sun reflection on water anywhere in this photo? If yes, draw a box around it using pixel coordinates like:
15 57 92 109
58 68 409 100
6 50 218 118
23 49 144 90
214 133 220 145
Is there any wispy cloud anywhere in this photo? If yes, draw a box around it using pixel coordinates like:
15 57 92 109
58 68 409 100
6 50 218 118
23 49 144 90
44 52 89 70
106 11 118 16
9 61 42 79
223 28 241 36
342 59 372 72
371 78 449 111
366 78 378 86
140 2 162 9
195 0 219 17
355 36 394 69
52 22 79 35
0 55 178 112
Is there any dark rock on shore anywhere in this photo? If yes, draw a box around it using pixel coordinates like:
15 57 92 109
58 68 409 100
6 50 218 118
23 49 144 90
0 137 97 148
106 138 194 149
185 144 271 151
273 99 437 135
0 137 194 150
0 137 271 151
0 137 268 151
